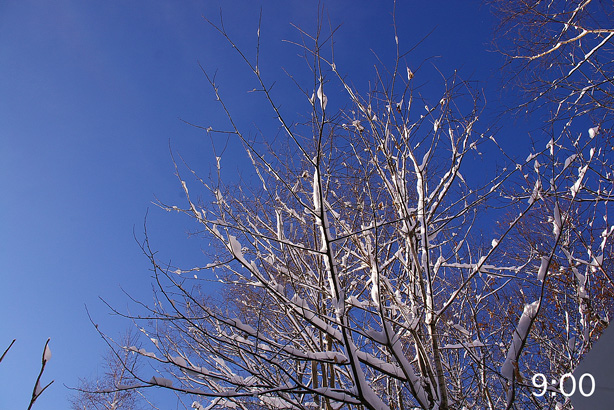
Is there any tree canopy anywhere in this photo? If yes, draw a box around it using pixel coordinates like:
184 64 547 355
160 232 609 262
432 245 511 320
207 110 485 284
84 4 614 410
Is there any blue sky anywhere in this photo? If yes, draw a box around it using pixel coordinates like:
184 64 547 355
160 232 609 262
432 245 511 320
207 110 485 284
0 1 508 408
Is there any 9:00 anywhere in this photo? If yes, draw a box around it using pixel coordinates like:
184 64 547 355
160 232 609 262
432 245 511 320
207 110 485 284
532 373 595 397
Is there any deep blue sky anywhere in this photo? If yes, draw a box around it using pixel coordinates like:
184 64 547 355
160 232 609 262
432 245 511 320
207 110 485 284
0 1 508 408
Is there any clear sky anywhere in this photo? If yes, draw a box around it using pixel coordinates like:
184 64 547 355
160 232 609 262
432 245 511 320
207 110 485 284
0 1 508 408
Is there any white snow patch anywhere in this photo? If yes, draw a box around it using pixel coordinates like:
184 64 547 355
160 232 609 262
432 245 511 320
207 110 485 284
528 179 541 205
117 384 133 390
563 154 577 170
317 83 328 110
592 254 604 272
442 340 485 349
567 337 576 351
570 165 589 197
452 323 471 336
149 376 173 387
171 355 187 368
588 126 599 138
365 329 387 344
43 344 52 361
407 67 414 80
128 346 157 359
228 235 246 262
34 381 42 396
312 168 321 212
537 257 548 281
553 203 562 236
501 301 539 380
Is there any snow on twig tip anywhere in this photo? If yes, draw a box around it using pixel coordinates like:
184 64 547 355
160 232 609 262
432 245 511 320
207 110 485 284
43 344 52 362
407 67 414 80
588 126 599 138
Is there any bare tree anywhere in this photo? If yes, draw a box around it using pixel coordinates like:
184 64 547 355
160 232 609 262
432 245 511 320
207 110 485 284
490 0 614 127
488 3 614 406
70 331 146 410
100 10 613 410
484 126 614 408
